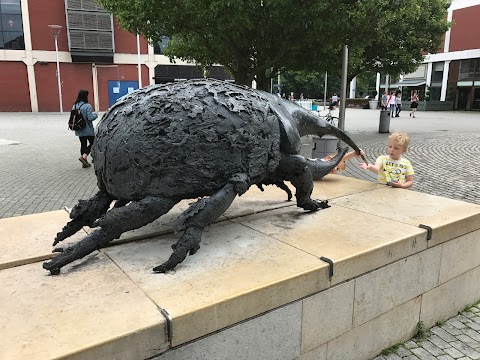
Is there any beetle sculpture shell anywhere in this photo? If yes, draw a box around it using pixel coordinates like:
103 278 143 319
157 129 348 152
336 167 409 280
43 78 364 275
94 80 282 199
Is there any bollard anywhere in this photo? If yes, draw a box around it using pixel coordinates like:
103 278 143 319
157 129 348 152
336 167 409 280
379 110 390 133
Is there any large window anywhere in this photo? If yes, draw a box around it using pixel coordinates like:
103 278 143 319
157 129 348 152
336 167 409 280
431 62 444 82
154 36 170 55
474 58 480 80
0 0 24 50
459 59 475 81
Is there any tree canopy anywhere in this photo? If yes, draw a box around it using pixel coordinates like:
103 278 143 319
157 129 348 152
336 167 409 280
97 0 450 90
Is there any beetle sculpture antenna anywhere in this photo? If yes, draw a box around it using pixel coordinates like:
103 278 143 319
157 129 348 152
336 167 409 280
43 79 364 275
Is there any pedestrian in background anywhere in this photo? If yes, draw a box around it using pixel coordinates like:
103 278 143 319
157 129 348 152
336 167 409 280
410 91 419 118
359 132 414 189
332 93 338 107
395 92 402 117
381 91 388 110
387 91 396 117
72 89 98 168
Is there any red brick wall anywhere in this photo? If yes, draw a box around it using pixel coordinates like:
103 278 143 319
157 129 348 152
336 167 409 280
449 5 480 51
0 62 31 111
35 63 93 112
29 0 68 51
113 18 148 54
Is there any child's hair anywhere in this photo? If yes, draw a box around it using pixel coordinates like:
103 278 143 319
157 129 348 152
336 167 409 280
388 132 410 151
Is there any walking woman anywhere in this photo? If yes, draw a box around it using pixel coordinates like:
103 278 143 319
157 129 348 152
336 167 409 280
72 89 98 168
410 91 419 118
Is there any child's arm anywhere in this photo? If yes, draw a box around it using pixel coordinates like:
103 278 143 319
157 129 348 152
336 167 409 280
391 175 414 189
359 161 381 173
342 149 364 162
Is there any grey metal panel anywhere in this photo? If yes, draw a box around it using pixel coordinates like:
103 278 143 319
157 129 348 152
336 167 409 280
65 0 113 53
70 30 113 51
66 0 104 11
67 12 112 31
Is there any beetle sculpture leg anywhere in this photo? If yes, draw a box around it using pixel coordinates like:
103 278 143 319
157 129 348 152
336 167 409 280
43 196 179 275
153 173 249 273
53 191 114 246
256 180 293 201
278 154 329 211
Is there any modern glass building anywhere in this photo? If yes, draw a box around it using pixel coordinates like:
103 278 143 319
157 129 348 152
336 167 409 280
376 0 480 110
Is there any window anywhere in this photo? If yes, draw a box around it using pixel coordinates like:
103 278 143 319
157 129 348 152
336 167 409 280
154 36 169 55
431 62 444 82
475 58 480 81
0 0 24 50
459 59 475 81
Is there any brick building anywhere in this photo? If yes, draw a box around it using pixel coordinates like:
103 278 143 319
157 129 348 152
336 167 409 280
0 0 230 112
1 0 479 112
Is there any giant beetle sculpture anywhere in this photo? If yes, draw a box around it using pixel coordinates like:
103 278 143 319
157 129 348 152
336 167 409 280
43 79 366 275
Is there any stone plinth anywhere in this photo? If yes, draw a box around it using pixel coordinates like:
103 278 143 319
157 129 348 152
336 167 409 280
1 175 480 360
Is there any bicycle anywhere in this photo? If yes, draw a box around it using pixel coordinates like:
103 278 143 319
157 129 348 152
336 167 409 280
321 111 338 127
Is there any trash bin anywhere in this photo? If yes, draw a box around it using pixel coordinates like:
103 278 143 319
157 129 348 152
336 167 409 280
312 135 338 159
379 110 390 133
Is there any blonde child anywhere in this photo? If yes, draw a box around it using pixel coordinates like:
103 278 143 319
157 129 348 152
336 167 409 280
359 132 414 188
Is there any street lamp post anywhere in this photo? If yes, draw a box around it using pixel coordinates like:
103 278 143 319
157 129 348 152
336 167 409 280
48 25 63 114
136 33 142 88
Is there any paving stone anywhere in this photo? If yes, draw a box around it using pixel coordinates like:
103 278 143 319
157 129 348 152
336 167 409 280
429 334 451 349
443 323 464 336
450 340 480 359
420 340 446 357
404 341 420 350
456 314 473 324
436 355 455 360
449 318 468 329
384 353 402 360
464 312 477 319
470 316 480 326
457 334 480 348
395 346 413 357
443 346 466 359
432 328 458 343
411 347 438 360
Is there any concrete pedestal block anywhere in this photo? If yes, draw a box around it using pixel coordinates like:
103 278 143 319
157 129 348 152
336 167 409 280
312 135 338 159
1 176 480 360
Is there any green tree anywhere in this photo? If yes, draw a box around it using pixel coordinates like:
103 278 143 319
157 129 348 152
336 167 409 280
281 71 341 99
97 0 450 90
344 0 451 81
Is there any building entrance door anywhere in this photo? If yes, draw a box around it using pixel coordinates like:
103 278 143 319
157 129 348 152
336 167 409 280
456 87 471 110
473 88 480 110
108 80 139 107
